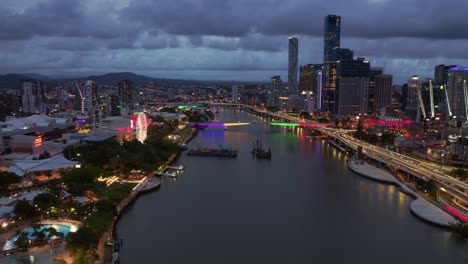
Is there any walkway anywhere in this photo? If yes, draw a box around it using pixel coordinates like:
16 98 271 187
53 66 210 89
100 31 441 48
348 160 456 227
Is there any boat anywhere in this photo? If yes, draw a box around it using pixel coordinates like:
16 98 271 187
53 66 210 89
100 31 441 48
187 145 238 158
251 140 271 159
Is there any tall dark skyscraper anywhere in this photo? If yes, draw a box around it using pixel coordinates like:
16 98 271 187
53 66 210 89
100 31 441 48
335 57 370 115
21 80 45 114
288 37 299 96
374 74 393 113
434 64 456 85
118 79 134 111
323 15 341 63
368 67 384 113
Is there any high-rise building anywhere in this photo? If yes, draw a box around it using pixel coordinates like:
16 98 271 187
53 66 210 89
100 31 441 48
434 64 457 85
335 57 370 115
21 80 44 114
110 95 120 116
118 79 134 110
324 15 341 63
405 75 422 121
0 93 20 118
231 85 238 103
447 66 468 122
322 62 337 112
300 64 323 112
268 76 282 108
338 48 353 61
374 74 393 114
83 80 98 115
288 37 299 96
368 68 384 113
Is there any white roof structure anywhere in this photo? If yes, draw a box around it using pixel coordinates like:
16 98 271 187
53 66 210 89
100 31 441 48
0 115 68 132
8 154 78 176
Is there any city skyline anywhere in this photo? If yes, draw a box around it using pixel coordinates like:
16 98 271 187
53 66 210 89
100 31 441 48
1 0 468 84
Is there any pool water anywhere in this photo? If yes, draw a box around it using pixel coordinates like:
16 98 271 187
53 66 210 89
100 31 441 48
3 222 78 251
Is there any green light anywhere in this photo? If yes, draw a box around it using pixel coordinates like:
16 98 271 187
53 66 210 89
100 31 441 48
270 122 299 127
178 106 186 109
116 105 122 108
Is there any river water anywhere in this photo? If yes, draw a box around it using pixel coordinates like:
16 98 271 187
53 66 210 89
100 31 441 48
116 109 467 264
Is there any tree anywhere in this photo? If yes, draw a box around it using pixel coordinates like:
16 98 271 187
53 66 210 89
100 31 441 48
0 171 21 190
14 200 37 219
62 166 102 195
299 112 312 120
67 226 100 250
355 121 364 140
14 232 30 250
33 193 59 211
451 169 468 180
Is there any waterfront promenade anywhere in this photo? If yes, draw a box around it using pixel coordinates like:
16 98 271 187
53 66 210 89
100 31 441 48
348 160 456 227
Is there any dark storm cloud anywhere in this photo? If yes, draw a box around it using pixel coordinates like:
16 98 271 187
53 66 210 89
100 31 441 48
123 0 468 39
1 0 468 82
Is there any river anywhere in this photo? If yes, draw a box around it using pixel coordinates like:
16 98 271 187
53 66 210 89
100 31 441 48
116 109 467 264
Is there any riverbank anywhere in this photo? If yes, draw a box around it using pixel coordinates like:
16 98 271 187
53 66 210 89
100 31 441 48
95 128 198 264
348 159 456 227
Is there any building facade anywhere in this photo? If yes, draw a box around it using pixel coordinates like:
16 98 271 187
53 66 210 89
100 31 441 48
323 15 341 63
374 74 393 114
434 64 457 85
231 85 239 103
21 80 44 114
405 75 422 121
288 37 299 96
268 76 282 108
447 66 468 122
118 79 134 112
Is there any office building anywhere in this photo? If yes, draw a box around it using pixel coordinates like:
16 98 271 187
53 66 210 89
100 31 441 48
288 37 299 96
368 68 384 113
110 95 120 116
447 66 468 122
83 80 98 116
374 74 393 114
405 75 422 121
322 62 337 112
434 64 456 85
118 80 134 111
300 64 323 111
231 85 239 103
268 76 282 108
324 15 341 63
335 57 370 115
21 80 44 114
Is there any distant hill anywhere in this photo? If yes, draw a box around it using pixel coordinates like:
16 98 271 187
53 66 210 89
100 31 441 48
0 74 32 89
78 72 157 85
0 71 264 89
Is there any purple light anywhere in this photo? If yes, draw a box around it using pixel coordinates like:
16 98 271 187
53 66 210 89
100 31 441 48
190 123 226 127
76 119 86 124
450 66 468 71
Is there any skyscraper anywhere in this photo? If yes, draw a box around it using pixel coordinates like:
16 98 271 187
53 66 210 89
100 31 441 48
268 76 282 108
405 75 422 121
288 37 299 96
447 66 468 122
118 79 134 110
324 15 341 63
231 85 238 103
300 64 323 111
434 64 456 85
83 80 98 115
110 95 120 116
374 74 393 113
21 80 44 114
322 62 337 112
336 57 370 115
368 68 384 113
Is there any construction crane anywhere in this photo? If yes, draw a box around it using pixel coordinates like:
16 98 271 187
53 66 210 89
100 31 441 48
444 84 452 117
464 80 468 123
429 80 435 119
74 81 85 114
417 86 427 121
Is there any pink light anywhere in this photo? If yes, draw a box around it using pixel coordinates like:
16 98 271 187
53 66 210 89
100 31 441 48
444 205 468 222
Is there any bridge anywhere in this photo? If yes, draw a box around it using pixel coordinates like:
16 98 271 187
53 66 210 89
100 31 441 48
207 102 468 220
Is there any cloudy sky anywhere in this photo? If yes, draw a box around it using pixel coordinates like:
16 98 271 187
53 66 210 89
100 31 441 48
1 0 467 84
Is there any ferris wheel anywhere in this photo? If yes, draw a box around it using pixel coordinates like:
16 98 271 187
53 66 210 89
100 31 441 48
136 112 148 143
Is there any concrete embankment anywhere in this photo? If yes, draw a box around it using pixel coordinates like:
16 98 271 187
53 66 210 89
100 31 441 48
348 160 456 228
